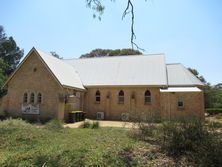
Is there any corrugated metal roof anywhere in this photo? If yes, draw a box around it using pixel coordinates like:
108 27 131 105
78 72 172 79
36 49 85 90
63 54 167 86
2 48 204 90
160 87 202 92
166 64 204 86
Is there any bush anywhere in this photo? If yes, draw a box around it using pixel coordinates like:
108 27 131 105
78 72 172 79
80 120 100 129
91 121 100 129
160 118 222 167
80 121 91 128
45 119 64 130
206 108 222 115
0 118 31 128
161 118 206 155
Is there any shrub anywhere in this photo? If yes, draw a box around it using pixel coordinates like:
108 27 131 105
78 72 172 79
91 121 100 129
80 120 100 129
0 118 31 128
160 118 222 166
129 110 161 141
208 121 222 129
206 108 222 115
161 118 206 155
45 119 64 130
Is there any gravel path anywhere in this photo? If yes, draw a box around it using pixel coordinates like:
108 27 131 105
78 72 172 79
64 119 136 128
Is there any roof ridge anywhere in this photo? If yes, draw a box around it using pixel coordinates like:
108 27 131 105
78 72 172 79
63 53 165 60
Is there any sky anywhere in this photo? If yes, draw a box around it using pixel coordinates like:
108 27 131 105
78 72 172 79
0 0 221 84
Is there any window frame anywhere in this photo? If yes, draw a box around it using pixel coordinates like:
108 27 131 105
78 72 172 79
95 90 101 104
30 92 35 104
23 92 28 104
144 90 151 104
37 93 42 104
177 97 185 109
118 90 124 104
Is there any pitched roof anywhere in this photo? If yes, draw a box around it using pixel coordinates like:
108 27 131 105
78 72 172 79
63 54 168 86
2 48 85 90
2 48 204 89
35 49 85 90
166 63 204 86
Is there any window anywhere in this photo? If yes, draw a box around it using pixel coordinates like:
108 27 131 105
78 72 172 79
144 90 151 104
95 90 101 103
73 90 76 96
30 93 35 103
23 93 28 103
118 90 124 104
37 93 42 103
177 97 184 108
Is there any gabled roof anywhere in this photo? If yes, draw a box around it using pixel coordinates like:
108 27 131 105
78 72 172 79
2 47 204 89
63 54 168 87
2 48 85 90
166 63 204 86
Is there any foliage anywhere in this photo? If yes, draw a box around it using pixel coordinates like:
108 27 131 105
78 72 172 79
80 120 100 129
206 108 222 115
85 0 145 50
0 25 24 76
0 119 144 166
161 119 206 155
161 119 222 167
204 85 222 108
50 51 63 59
91 121 100 129
80 48 142 58
0 25 23 97
188 67 222 108
44 119 64 130
188 68 207 84
131 113 222 167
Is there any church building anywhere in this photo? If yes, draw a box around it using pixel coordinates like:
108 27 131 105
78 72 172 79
0 48 204 122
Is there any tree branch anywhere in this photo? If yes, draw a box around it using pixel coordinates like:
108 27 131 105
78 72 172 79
86 0 145 52
122 0 145 51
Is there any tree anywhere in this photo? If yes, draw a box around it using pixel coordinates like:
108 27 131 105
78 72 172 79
80 48 142 58
0 25 24 76
86 0 145 51
0 25 24 97
188 68 207 84
50 51 63 59
188 68 222 108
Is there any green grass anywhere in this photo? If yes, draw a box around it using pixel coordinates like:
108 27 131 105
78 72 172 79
1 117 221 167
0 119 148 167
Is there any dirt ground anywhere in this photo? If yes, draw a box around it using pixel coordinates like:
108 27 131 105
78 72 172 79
64 119 136 128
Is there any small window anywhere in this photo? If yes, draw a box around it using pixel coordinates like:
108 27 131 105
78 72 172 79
37 93 42 103
144 90 151 104
118 90 124 104
95 90 101 103
23 93 28 103
30 93 35 103
178 97 184 108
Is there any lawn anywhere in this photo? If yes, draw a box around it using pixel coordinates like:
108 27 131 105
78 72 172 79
0 120 138 167
0 117 221 167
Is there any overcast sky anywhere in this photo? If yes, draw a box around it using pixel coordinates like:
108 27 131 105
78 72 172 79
0 0 221 84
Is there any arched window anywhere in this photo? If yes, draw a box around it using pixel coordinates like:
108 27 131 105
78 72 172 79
95 90 101 103
144 90 151 104
37 93 42 103
118 90 124 104
30 93 35 103
23 93 28 103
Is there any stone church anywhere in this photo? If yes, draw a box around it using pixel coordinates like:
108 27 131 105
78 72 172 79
0 47 204 122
